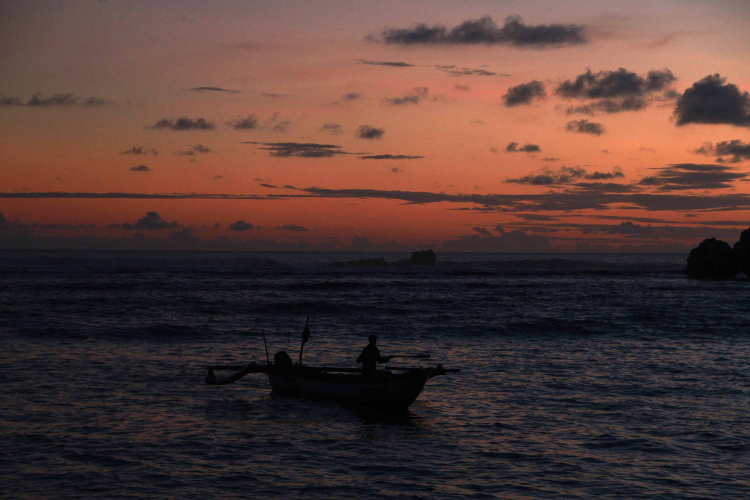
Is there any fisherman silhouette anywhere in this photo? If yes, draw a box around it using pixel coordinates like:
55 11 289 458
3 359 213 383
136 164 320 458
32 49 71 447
356 334 392 376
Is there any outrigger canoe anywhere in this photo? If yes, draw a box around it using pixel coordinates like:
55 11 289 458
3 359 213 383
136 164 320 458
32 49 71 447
205 320 459 410
205 360 459 411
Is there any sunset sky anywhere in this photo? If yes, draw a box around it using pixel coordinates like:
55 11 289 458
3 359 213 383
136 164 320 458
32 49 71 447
2 0 750 252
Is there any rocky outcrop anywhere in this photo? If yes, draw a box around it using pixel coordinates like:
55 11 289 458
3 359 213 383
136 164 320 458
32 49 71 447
409 249 436 266
685 238 739 280
733 228 750 277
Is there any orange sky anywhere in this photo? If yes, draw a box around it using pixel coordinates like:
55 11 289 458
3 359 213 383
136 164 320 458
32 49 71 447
2 0 750 252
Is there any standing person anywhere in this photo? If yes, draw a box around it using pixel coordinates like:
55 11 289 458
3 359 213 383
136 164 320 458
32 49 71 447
356 334 392 376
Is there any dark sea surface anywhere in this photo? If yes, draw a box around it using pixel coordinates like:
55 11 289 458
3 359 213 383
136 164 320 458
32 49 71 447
1 250 749 499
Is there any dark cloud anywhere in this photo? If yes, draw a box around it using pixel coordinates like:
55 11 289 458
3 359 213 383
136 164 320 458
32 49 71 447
369 15 587 48
638 163 747 191
359 154 424 160
494 224 506 232
0 96 23 106
175 144 213 156
505 166 623 185
213 175 223 180
674 74 750 127
503 80 545 106
505 142 541 153
226 115 259 130
9 186 750 215
455 84 471 91
116 212 178 230
259 183 278 188
129 165 151 172
557 68 676 99
694 140 750 161
320 123 343 135
472 226 492 236
190 86 241 93
435 65 497 77
358 59 413 67
149 117 215 130
262 93 291 98
357 125 385 140
391 167 402 173
2 92 111 107
260 142 354 158
276 224 307 231
229 221 254 232
342 93 361 101
26 93 75 107
566 119 604 135
557 68 676 114
541 157 559 162
120 146 158 156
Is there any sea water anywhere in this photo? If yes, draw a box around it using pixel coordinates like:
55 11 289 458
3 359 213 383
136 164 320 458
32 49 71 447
1 250 749 499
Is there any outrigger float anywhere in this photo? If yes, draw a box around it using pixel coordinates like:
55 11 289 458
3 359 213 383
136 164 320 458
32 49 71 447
205 319 459 411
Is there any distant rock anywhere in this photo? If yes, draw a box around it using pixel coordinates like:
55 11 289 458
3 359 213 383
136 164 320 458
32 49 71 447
733 228 750 277
409 249 436 266
685 238 739 280
329 250 437 268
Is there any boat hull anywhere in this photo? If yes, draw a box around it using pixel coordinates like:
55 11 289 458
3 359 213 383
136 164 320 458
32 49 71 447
266 367 433 410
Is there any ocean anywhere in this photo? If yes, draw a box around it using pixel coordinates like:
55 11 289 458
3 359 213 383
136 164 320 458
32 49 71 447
1 250 749 499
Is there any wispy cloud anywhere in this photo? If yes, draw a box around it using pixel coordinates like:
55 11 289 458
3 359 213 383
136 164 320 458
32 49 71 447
226 115 259 130
358 59 413 67
259 142 355 158
175 144 213 156
120 146 158 156
694 140 750 163
0 92 111 107
190 86 241 93
435 65 498 77
148 117 215 130
383 87 445 106
505 166 623 185
359 154 424 160
638 163 747 191
566 119 605 135
320 123 343 135
276 224 307 231
129 165 151 172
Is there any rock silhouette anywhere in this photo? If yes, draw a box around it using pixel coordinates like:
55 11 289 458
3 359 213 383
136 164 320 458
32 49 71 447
330 250 437 268
684 237 739 280
733 228 750 277
409 249 436 266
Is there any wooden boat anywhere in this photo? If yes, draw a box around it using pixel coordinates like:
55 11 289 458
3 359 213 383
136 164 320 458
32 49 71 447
205 319 459 410
205 361 458 410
